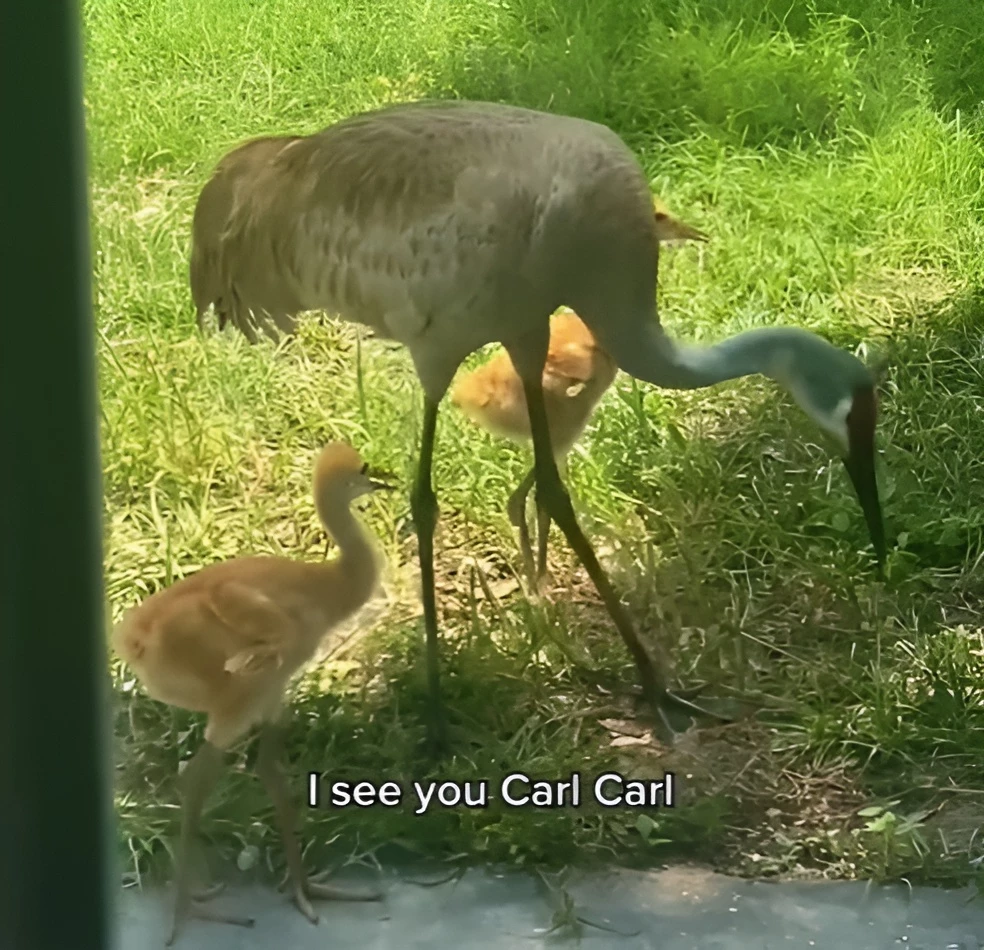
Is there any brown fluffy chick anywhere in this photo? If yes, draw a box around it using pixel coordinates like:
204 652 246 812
112 442 391 945
450 201 707 585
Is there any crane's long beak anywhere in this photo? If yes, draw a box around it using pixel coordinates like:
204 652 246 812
843 449 885 569
844 386 886 571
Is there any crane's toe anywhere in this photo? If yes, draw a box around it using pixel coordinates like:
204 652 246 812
307 878 384 902
649 687 738 743
286 875 384 926
191 881 226 901
165 889 255 946
290 885 319 925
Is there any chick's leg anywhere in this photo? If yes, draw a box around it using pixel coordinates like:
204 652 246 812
534 493 551 585
506 467 537 587
167 741 254 946
533 455 568 588
256 724 383 925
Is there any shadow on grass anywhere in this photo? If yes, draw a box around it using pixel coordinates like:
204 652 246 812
588 284 984 791
428 0 984 150
113 289 984 892
100 0 984 895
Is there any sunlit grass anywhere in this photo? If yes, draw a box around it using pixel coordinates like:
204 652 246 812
88 0 984 889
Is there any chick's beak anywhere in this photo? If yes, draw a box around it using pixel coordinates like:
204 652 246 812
366 467 397 492
843 386 886 570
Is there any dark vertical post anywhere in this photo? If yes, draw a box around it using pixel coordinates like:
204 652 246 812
0 2 115 949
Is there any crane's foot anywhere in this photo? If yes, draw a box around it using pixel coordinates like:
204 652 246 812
645 684 737 743
285 874 384 926
566 661 734 740
165 882 255 946
663 687 733 720
570 661 714 705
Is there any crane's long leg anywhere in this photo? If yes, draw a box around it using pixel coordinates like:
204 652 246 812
255 724 383 923
411 397 447 753
516 371 731 739
167 742 255 946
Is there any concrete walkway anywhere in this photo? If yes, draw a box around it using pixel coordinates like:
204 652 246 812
117 865 984 949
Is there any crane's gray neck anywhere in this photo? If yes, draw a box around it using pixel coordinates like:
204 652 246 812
602 322 811 391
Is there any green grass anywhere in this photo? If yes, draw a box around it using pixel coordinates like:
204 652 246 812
87 0 984 892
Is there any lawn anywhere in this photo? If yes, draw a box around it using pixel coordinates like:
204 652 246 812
86 0 984 893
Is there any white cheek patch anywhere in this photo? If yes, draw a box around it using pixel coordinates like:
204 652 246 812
827 395 853 449
832 395 853 422
785 379 851 451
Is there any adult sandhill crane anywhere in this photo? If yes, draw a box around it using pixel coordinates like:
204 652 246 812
190 100 886 745
113 443 389 943
450 203 707 586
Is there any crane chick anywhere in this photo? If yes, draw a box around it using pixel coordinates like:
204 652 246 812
112 442 390 945
451 202 707 586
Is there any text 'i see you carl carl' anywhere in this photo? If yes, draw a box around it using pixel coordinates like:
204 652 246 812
307 771 676 816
